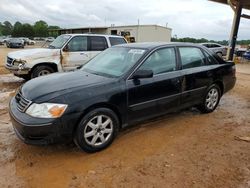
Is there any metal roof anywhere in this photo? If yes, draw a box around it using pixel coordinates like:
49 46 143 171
209 0 250 10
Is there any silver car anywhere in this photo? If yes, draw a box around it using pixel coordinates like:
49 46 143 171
201 43 227 57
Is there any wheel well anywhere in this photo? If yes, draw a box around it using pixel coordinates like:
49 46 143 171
30 62 58 73
214 81 224 95
75 103 123 130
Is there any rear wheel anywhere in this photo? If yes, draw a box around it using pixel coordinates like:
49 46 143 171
74 108 119 153
31 65 54 78
198 84 221 113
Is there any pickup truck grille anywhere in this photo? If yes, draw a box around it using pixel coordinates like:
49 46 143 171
15 90 32 112
6 56 14 66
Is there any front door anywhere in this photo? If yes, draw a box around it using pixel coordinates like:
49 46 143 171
61 36 90 71
127 47 182 124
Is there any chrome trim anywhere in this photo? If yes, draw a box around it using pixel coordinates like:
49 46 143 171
15 90 32 112
129 93 180 108
129 86 207 108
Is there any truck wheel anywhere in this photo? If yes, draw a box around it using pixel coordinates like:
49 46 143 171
31 65 54 78
198 84 221 113
74 108 119 153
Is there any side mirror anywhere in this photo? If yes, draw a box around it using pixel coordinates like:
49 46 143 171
132 69 153 79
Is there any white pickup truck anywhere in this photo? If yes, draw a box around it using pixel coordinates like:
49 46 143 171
5 34 127 80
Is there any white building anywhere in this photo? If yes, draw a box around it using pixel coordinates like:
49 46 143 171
55 24 172 43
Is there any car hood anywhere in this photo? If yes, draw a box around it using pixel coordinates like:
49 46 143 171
7 48 60 60
21 71 115 101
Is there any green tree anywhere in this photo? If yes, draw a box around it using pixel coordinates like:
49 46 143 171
0 22 3 36
2 21 13 36
34 20 48 37
21 23 34 37
48 25 60 37
12 21 22 37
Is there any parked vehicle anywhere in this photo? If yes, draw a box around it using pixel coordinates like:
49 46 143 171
18 37 36 45
6 38 24 48
9 43 236 152
28 39 36 45
201 43 227 57
5 34 127 80
242 51 250 60
0 38 4 45
45 37 55 42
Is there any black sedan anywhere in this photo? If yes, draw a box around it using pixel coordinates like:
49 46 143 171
9 43 236 152
6 38 24 48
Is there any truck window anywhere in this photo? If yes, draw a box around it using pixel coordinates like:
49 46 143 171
67 36 87 52
89 36 108 51
179 47 206 69
109 37 127 46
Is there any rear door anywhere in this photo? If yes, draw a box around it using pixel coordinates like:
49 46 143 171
88 36 108 59
61 36 90 71
127 47 182 123
178 47 213 107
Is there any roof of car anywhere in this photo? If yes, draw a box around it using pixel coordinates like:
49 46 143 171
116 42 205 50
64 33 124 38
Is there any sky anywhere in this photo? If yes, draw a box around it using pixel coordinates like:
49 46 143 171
0 0 250 40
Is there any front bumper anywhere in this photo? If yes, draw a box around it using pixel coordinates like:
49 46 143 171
5 57 30 75
5 64 30 75
9 98 71 145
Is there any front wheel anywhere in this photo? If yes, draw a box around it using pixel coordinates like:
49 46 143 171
31 65 54 78
74 108 119 153
198 84 221 113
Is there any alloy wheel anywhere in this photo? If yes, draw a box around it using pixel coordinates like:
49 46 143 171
206 88 219 110
83 115 113 146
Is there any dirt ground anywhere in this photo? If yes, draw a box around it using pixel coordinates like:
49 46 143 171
0 45 250 188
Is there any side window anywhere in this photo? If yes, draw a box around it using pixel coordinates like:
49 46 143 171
139 48 176 75
204 51 218 65
179 47 205 69
90 36 108 51
67 36 87 52
109 37 126 46
213 44 221 48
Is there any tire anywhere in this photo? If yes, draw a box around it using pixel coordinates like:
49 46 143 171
74 108 119 153
31 65 54 78
198 84 221 113
216 52 223 58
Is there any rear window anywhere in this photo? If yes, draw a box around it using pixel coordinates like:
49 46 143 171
89 36 108 51
109 37 127 46
179 47 206 69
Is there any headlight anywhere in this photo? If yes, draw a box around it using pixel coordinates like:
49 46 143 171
26 103 68 118
14 59 26 65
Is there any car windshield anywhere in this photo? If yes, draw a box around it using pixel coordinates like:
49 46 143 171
82 47 146 77
10 38 21 42
48 35 71 49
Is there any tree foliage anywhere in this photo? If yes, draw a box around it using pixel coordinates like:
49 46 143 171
171 37 250 46
0 20 60 38
34 20 49 37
